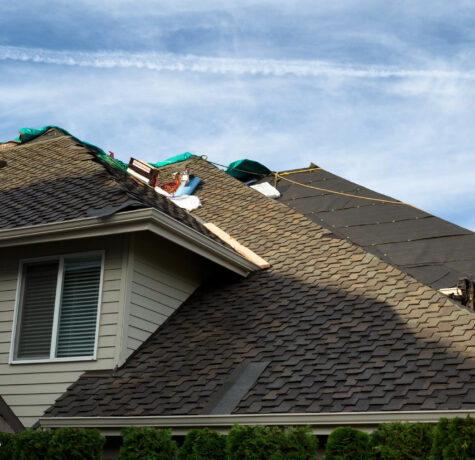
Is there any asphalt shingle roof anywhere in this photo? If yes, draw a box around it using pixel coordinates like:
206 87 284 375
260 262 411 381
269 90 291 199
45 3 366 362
45 158 475 418
0 128 222 243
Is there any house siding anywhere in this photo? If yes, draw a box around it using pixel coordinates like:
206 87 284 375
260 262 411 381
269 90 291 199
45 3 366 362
125 232 206 358
0 236 128 427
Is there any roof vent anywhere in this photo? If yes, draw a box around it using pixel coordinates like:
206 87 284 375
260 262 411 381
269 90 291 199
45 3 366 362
0 160 7 169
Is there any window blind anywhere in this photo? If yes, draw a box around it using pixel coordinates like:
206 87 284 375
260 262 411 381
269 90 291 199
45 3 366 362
56 255 102 357
16 262 58 359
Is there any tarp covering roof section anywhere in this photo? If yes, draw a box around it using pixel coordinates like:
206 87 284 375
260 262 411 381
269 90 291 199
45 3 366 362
149 152 196 168
0 125 129 173
226 159 271 181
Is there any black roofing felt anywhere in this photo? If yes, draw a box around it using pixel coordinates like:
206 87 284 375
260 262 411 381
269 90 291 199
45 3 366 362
260 167 475 289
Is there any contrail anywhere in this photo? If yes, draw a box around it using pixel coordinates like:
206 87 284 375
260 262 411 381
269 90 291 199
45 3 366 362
1 45 474 80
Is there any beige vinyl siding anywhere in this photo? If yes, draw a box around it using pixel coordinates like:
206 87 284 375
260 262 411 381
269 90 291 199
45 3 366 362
0 235 128 427
125 232 208 357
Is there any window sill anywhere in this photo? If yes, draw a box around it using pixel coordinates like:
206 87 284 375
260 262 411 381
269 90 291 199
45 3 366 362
9 356 97 365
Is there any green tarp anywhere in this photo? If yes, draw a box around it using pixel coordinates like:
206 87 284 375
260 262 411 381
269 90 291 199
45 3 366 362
1 125 129 172
149 152 196 168
226 159 271 181
2 127 272 182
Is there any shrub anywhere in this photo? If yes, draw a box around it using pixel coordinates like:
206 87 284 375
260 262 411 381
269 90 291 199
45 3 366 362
0 432 15 460
430 416 474 460
226 425 318 460
47 427 105 459
370 422 433 460
178 428 226 460
119 427 178 460
226 425 283 460
325 426 371 460
13 428 52 460
278 426 318 460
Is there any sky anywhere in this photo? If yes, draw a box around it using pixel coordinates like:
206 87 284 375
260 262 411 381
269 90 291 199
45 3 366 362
0 1 474 230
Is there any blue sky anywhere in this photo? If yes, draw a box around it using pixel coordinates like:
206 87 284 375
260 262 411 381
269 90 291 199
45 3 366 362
1 1 474 230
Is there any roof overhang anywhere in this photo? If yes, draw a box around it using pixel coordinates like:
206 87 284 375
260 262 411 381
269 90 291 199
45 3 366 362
0 395 24 433
0 208 258 276
39 410 475 436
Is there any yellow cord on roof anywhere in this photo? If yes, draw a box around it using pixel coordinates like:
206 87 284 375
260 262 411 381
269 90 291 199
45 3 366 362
275 173 421 210
149 156 420 210
278 168 322 175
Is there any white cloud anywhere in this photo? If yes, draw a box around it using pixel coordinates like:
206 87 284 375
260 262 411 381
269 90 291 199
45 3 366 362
1 45 474 230
2 45 475 80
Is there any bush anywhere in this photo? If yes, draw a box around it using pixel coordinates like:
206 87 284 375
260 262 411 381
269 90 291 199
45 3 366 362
325 426 371 460
370 422 433 460
178 428 226 460
226 425 284 460
13 428 52 460
0 432 15 460
226 425 318 460
277 426 318 460
47 427 105 459
430 416 474 460
119 427 178 460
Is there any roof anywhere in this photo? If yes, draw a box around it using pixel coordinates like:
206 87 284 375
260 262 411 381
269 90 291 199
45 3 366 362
45 158 475 419
0 395 23 433
258 166 475 290
0 128 223 244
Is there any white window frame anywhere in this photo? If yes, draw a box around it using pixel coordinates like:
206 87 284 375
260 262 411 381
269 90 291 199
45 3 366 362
9 250 105 364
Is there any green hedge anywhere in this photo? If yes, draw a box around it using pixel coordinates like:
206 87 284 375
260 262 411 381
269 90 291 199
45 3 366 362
119 427 178 460
0 417 472 459
47 427 105 459
278 426 319 460
0 432 15 460
225 425 280 460
325 426 371 460
370 422 434 460
323 418 474 460
226 425 317 460
179 428 226 460
12 429 52 460
0 428 105 460
430 416 474 460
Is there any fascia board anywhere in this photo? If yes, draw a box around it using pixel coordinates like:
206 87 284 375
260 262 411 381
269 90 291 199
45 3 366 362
0 208 258 276
39 410 475 436
0 208 154 246
146 208 258 276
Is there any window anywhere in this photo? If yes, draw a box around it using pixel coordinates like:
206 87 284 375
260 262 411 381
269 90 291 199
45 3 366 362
11 252 104 363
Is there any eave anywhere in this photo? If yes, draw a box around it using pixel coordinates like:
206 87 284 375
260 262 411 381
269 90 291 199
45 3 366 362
0 208 259 277
39 410 475 436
